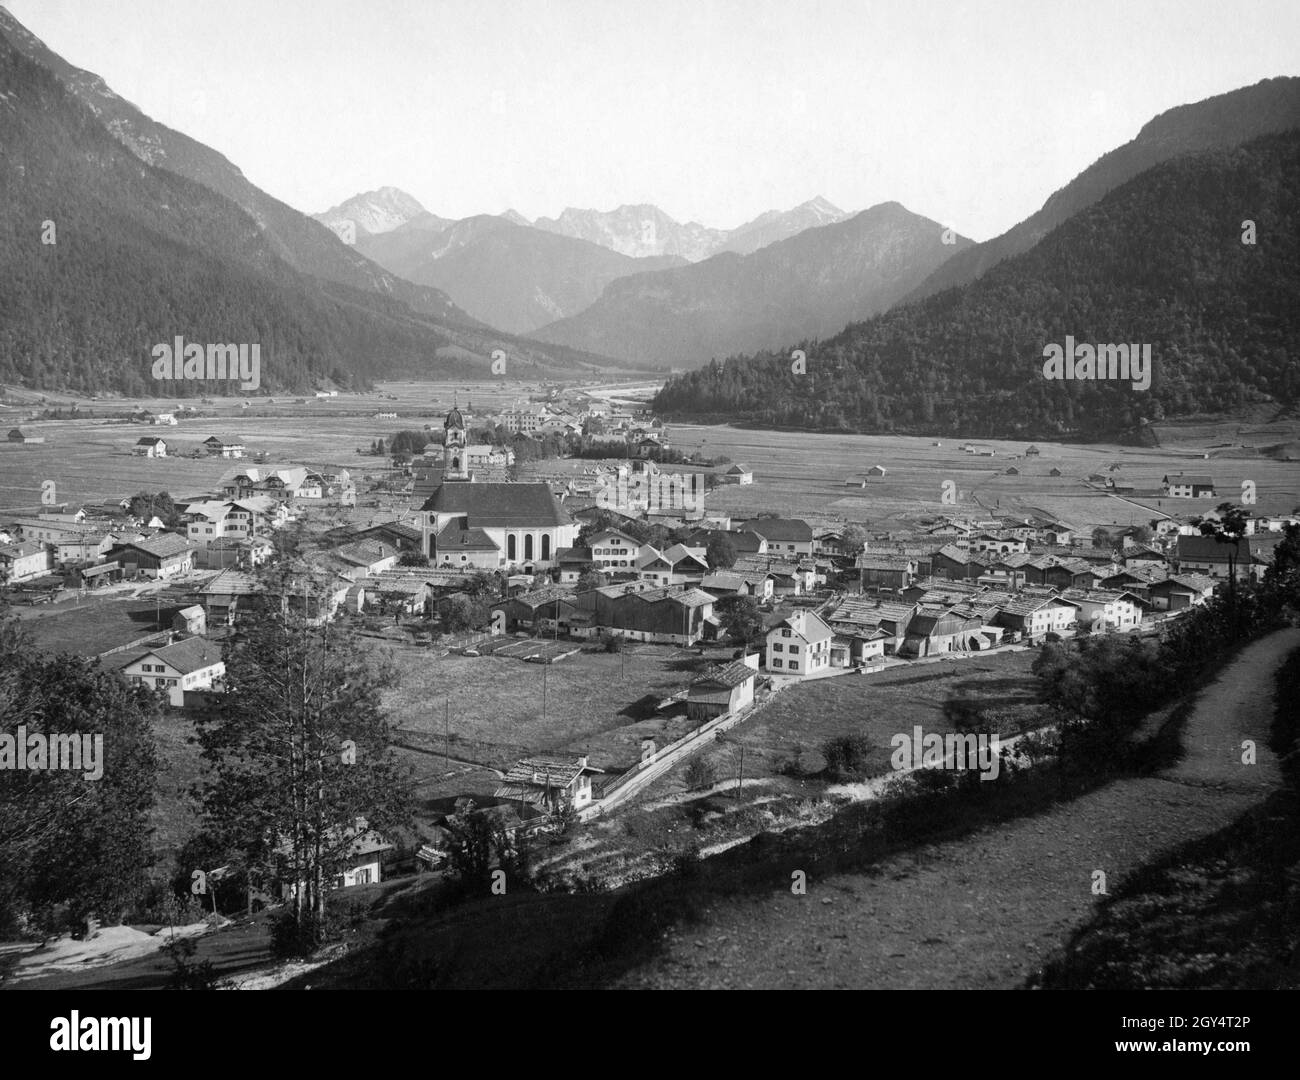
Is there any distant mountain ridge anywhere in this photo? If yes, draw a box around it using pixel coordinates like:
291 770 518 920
0 6 480 327
533 202 973 366
364 215 687 333
314 186 448 240
0 12 624 394
902 77 1300 305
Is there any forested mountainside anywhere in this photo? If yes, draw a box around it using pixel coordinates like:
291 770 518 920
652 132 1300 439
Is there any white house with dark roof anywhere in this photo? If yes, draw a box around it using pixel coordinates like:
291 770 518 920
765 609 833 678
741 518 814 557
120 636 225 707
105 533 195 578
132 436 168 457
723 463 753 485
1162 474 1216 498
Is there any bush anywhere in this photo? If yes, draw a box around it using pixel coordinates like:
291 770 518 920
822 734 873 779
684 758 717 790
599 632 626 653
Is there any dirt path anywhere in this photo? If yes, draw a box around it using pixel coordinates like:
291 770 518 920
616 629 1300 989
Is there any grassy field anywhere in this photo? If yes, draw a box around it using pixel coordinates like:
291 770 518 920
375 638 742 802
651 648 1041 798
661 422 1300 531
11 595 173 656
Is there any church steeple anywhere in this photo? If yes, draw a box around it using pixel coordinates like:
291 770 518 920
443 405 470 481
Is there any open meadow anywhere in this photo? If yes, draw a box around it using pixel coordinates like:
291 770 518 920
375 638 743 802
662 421 1300 531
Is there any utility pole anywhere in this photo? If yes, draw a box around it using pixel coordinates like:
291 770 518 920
445 696 450 765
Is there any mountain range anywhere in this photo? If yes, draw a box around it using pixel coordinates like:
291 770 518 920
652 125 1300 438
311 192 856 335
0 8 615 393
904 76 1300 304
533 203 972 365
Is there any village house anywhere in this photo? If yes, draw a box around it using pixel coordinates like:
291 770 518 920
554 546 596 584
569 583 715 645
105 533 195 578
0 540 53 583
856 553 918 592
1147 573 1217 611
993 596 1080 641
866 464 887 477
898 607 988 658
587 528 652 572
700 570 775 602
1059 588 1147 632
119 636 225 708
203 436 246 458
732 554 814 596
53 532 115 567
1162 474 1216 499
494 755 603 812
7 428 44 444
722 463 753 485
765 609 833 678
172 605 207 635
740 518 814 557
686 659 759 722
492 587 576 635
827 596 917 656
132 436 168 457
1175 534 1279 582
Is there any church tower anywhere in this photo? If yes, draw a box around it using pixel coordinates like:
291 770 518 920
443 405 470 482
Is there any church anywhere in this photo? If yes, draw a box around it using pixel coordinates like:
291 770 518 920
418 407 578 570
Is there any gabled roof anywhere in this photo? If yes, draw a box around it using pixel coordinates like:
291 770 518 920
691 660 757 690
770 608 832 643
135 436 166 446
421 483 569 528
130 636 222 675
741 518 813 543
112 532 193 558
1164 474 1215 486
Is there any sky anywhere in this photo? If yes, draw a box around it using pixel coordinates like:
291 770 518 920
5 0 1299 240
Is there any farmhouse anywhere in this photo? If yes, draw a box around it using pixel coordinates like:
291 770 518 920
1059 588 1147 632
686 659 758 722
1147 573 1217 611
0 540 53 583
7 428 44 444
1175 534 1278 581
993 596 1079 641
723 463 753 484
587 529 652 571
492 587 576 634
740 518 813 557
119 636 225 708
105 533 195 579
203 436 246 458
866 465 887 477
570 583 714 645
494 755 602 812
133 437 168 457
765 609 833 678
856 553 918 591
700 570 775 601
898 608 987 658
1162 474 1216 498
